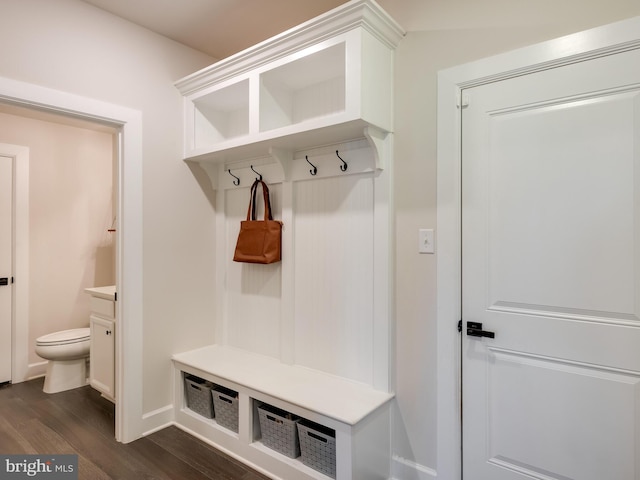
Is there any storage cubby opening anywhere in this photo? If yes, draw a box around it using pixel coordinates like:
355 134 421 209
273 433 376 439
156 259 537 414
259 43 346 132
252 399 337 478
182 372 239 433
194 79 250 147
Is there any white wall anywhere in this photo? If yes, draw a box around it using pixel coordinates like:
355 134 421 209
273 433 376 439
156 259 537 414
0 0 216 416
0 112 114 370
375 0 640 476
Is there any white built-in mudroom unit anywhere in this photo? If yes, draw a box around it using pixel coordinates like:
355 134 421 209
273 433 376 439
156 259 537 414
170 1 404 479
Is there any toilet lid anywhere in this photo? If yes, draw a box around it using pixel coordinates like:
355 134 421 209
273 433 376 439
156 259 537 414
36 327 90 346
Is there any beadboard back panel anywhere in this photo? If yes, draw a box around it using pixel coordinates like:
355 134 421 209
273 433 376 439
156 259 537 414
219 163 384 387
224 184 283 358
293 174 375 384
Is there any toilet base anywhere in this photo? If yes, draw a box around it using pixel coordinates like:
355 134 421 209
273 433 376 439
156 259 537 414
42 358 88 394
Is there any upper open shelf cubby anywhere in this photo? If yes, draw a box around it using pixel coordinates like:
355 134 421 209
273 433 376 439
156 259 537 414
259 43 346 132
193 79 250 147
176 0 405 167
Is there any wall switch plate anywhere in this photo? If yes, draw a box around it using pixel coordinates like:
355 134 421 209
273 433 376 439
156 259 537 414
419 228 435 254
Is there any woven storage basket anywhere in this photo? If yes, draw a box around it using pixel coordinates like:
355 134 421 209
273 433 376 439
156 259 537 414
211 386 239 433
257 404 301 458
184 375 214 419
297 420 336 478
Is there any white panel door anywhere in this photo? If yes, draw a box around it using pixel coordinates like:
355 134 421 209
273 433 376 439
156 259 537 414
0 155 12 383
462 48 640 479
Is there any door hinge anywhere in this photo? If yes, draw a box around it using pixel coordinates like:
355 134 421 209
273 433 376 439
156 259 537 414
457 320 462 333
456 92 470 109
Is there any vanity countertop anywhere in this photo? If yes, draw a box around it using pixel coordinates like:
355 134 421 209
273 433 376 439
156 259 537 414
84 285 116 301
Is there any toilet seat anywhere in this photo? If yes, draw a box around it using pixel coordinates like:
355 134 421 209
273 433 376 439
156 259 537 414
36 328 90 347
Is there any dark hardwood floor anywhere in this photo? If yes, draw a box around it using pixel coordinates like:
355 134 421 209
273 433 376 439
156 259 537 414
0 378 271 480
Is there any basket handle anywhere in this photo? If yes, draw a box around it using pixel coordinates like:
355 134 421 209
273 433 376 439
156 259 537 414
218 396 232 404
190 383 202 391
266 414 284 424
307 431 328 443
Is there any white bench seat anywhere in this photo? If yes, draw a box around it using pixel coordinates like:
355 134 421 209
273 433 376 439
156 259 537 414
172 344 393 426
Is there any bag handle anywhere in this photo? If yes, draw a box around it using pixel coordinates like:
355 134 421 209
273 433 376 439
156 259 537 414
246 180 273 221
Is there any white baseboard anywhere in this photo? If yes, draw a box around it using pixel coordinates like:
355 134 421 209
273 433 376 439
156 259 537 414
391 455 437 480
141 404 175 436
25 361 47 381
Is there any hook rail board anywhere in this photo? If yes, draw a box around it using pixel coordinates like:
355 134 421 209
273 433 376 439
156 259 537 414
211 138 378 191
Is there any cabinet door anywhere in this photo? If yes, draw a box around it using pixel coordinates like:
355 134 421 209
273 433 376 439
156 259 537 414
90 314 115 400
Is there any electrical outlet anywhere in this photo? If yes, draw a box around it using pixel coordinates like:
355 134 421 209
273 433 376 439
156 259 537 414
419 228 434 254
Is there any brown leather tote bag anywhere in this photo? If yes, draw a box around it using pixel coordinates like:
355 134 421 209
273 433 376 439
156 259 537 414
233 179 282 264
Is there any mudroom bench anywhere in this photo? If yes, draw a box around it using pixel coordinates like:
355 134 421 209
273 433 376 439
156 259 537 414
172 345 394 480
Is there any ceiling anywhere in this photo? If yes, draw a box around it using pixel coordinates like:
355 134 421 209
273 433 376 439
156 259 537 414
80 0 350 60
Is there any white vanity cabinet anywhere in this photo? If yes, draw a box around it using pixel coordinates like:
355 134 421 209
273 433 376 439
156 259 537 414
85 286 116 402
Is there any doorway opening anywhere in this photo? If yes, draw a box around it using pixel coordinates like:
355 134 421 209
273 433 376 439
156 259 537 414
0 76 143 443
0 143 28 386
0 102 118 385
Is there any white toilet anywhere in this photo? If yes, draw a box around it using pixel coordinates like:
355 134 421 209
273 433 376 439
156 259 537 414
35 328 91 394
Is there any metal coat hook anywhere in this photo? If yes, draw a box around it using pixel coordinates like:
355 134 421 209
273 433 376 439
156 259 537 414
250 165 263 181
336 150 348 172
228 169 240 186
306 155 318 176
